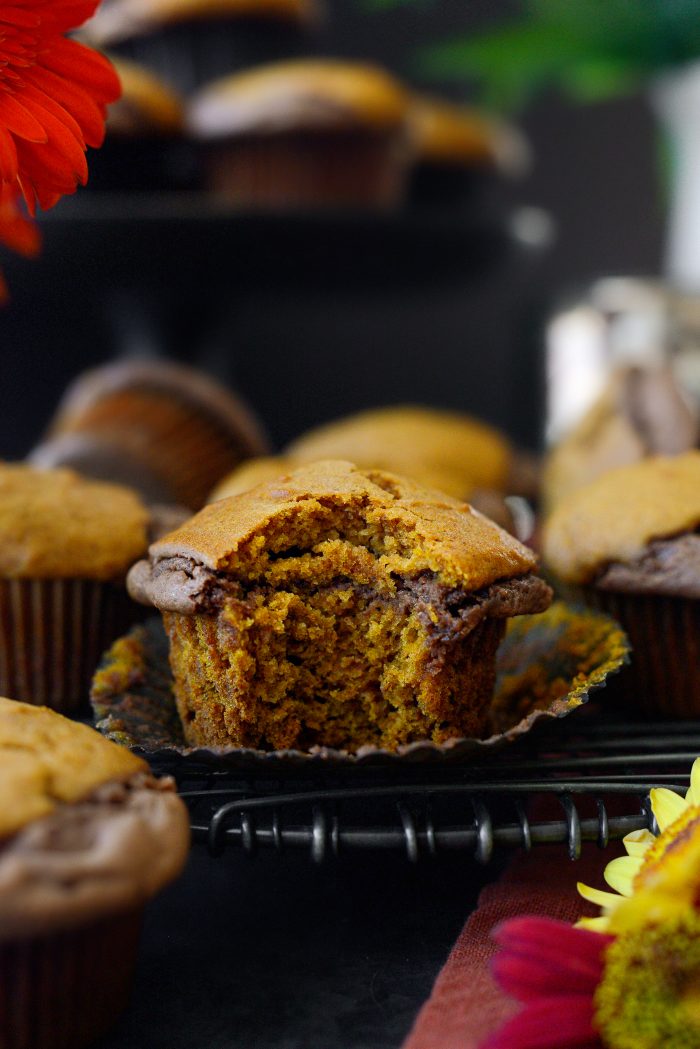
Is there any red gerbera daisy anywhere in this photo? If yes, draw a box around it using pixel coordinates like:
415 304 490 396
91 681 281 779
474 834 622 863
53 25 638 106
0 180 39 301
0 0 120 214
482 917 612 1049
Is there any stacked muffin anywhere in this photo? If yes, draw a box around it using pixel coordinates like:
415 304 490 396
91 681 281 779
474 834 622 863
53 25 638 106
75 0 526 208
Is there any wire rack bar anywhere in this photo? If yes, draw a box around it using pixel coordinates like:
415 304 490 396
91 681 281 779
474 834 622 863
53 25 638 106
172 717 694 862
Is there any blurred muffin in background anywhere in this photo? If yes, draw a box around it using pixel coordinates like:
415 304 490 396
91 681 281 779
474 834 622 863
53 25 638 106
187 60 412 210
80 0 322 93
0 699 189 1049
30 360 270 511
286 405 513 500
542 365 699 512
407 93 530 209
209 455 295 500
87 57 195 191
543 452 700 717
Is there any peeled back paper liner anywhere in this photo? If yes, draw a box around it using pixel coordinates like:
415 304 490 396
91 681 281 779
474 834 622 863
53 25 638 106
90 602 629 772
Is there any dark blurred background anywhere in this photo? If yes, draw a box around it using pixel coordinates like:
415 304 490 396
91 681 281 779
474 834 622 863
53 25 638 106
0 0 665 458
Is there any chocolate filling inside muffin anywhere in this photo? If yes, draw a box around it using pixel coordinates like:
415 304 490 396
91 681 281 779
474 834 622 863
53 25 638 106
595 532 700 599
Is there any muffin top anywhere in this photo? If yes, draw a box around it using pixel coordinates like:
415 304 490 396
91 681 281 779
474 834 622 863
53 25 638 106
0 699 190 938
187 60 410 139
543 452 700 586
0 697 146 840
83 0 317 45
543 366 699 511
107 57 184 136
286 406 512 499
130 459 540 614
409 93 525 172
0 464 150 580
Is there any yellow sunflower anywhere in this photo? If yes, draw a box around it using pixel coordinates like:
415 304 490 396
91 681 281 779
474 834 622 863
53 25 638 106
577 758 700 932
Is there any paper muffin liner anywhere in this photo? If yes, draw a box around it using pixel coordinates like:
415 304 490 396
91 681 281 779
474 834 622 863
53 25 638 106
0 907 142 1049
39 363 270 510
90 603 629 772
574 586 700 718
0 579 138 714
200 131 410 212
113 20 313 95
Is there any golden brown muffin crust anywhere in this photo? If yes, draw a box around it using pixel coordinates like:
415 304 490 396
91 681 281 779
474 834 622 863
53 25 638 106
0 465 150 580
147 459 538 592
187 60 410 139
285 406 512 498
409 94 496 166
543 451 700 584
0 698 146 840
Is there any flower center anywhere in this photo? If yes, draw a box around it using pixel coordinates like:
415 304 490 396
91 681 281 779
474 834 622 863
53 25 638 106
595 912 700 1048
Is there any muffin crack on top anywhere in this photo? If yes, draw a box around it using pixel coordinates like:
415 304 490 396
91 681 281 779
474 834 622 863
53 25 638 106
129 460 551 753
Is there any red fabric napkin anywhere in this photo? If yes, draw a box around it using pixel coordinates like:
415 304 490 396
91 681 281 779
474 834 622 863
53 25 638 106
402 842 619 1049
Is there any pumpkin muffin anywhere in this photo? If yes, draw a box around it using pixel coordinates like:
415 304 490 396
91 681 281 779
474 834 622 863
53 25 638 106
87 57 192 191
30 359 270 510
286 406 513 500
81 0 321 93
543 452 700 716
0 464 153 711
407 93 529 208
543 365 699 511
186 60 412 210
0 698 189 1049
128 460 551 751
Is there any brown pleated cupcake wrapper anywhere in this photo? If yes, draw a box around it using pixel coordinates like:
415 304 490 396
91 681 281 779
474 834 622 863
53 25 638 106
52 389 268 510
0 908 142 1049
0 579 137 714
203 132 410 212
578 588 700 718
91 603 629 772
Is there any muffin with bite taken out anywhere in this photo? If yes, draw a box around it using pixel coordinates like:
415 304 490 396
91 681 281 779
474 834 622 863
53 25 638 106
129 460 552 752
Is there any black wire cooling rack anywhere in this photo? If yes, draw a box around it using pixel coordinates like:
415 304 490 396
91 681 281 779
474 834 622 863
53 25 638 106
154 716 699 864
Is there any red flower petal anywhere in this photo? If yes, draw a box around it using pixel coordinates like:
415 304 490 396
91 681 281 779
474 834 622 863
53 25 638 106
0 91 47 142
24 65 105 147
0 126 19 182
481 997 601 1049
0 0 120 212
491 918 608 998
493 952 602 1001
39 38 120 103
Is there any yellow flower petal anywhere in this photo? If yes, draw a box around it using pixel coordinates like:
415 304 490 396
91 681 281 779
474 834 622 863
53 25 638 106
687 758 700 806
623 829 655 857
575 916 612 932
604 856 642 896
577 881 624 910
650 787 688 832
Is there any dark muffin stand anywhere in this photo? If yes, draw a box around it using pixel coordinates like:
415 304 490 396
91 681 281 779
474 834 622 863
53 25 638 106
1 191 550 459
6 191 555 1049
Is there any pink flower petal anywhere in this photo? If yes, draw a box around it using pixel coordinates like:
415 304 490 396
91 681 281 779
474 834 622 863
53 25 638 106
481 997 601 1049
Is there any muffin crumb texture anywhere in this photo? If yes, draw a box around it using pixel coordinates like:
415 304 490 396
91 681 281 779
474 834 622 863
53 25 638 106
136 460 550 751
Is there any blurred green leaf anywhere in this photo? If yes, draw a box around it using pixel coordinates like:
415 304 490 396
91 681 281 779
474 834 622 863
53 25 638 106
373 0 700 110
